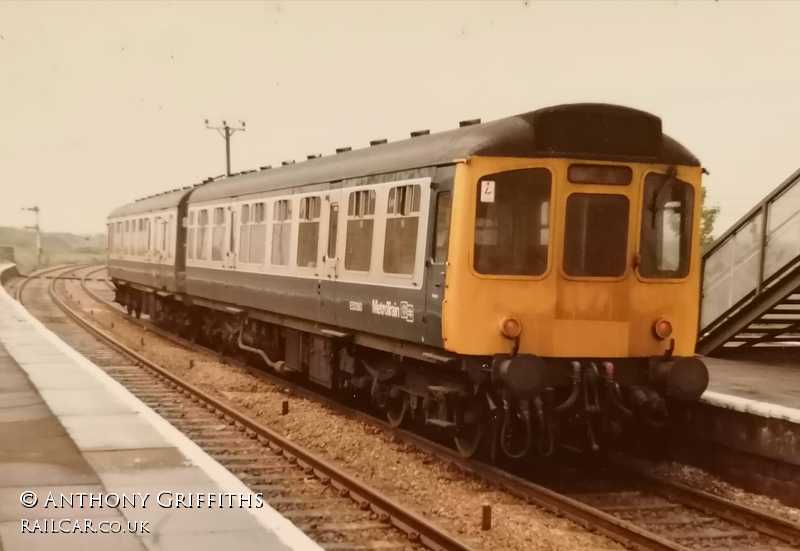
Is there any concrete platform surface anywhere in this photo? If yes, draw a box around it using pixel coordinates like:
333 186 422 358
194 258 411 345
702 353 800 423
0 267 321 551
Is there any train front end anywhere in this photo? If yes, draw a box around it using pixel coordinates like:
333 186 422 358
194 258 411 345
442 106 708 455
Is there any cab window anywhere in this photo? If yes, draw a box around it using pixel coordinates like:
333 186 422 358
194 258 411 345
639 172 694 278
564 194 629 277
474 168 551 276
433 191 451 263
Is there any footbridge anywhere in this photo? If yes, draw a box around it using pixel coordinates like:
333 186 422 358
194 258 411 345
698 168 800 355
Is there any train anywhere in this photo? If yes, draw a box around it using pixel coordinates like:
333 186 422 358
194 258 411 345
107 103 709 459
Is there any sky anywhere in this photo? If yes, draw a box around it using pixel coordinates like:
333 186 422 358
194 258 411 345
0 1 798 236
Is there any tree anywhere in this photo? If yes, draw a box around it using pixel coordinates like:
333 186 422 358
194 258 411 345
700 185 720 251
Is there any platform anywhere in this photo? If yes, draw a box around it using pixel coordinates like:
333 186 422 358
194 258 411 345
702 353 800 422
0 264 321 551
673 352 800 506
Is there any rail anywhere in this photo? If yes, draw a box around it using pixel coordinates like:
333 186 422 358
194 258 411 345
46 265 475 551
78 266 800 551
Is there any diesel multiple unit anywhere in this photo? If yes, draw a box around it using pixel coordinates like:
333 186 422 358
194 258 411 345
107 103 709 458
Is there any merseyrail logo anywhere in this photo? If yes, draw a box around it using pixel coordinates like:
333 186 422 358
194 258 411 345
371 299 414 323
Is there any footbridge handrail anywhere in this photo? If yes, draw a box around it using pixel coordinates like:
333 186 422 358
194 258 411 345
698 168 800 354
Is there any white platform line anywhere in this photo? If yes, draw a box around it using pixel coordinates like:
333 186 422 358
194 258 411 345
702 390 800 424
0 263 322 551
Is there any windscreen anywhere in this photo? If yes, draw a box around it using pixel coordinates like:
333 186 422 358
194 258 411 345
564 194 629 277
639 172 694 278
474 168 551 276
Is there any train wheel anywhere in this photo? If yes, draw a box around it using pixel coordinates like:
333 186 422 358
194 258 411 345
454 399 487 459
385 390 408 428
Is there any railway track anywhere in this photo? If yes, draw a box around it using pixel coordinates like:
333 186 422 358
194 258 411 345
15 264 476 551
75 264 800 551
16 264 800 551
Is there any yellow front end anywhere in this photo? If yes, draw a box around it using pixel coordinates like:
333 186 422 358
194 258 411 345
442 156 703 359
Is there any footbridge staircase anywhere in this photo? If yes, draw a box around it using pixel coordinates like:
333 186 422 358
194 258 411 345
698 168 800 355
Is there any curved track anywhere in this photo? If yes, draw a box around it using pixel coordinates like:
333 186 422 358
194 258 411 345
18 264 475 551
17 264 800 551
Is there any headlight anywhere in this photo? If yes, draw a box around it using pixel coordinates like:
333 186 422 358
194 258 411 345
500 317 523 339
652 318 673 340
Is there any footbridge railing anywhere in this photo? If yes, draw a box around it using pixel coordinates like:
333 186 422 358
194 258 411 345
698 168 800 355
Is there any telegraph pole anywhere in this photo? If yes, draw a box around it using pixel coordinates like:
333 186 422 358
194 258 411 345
204 119 246 176
21 206 42 268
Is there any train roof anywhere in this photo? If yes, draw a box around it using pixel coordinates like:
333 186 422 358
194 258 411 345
108 187 190 219
108 103 701 218
189 103 700 204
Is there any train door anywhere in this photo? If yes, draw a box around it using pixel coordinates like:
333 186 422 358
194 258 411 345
424 188 452 346
164 214 175 284
153 215 166 287
318 190 343 325
148 215 165 288
225 206 237 270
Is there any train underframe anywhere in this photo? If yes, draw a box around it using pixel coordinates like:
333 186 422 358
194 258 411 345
116 284 709 461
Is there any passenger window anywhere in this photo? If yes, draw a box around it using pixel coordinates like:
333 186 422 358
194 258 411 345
136 219 142 255
564 194 629 277
211 207 225 261
123 220 129 254
146 219 152 255
433 191 452 263
197 210 209 260
345 189 375 271
160 218 167 254
167 215 175 257
474 169 551 275
152 217 159 253
327 203 339 258
297 196 321 268
271 200 292 266
639 173 694 278
187 212 196 260
141 219 147 255
251 202 266 264
384 184 421 275
239 205 250 263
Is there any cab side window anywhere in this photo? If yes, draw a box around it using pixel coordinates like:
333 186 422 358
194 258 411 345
433 191 451 263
